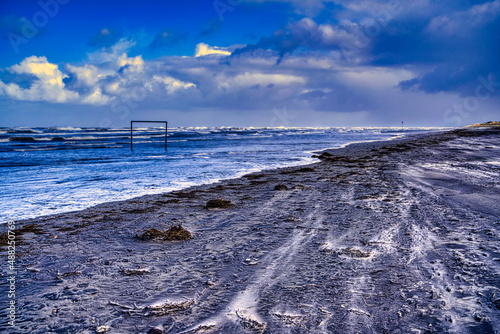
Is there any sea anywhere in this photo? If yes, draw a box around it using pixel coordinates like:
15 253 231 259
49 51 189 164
0 126 446 223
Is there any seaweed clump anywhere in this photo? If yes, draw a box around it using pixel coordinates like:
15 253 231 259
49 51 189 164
145 299 195 316
280 167 315 174
0 223 44 247
206 199 232 209
137 225 192 241
338 248 372 258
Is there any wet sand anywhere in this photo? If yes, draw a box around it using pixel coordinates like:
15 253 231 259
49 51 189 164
1 127 500 333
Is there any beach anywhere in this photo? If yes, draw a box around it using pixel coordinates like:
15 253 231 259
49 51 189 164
1 126 500 333
0 127 408 223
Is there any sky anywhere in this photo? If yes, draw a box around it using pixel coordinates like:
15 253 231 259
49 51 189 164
0 0 499 128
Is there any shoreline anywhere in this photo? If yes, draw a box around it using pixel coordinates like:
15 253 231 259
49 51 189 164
5 128 444 224
1 126 499 333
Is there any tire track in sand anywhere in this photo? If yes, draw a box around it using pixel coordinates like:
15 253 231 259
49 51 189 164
182 186 325 333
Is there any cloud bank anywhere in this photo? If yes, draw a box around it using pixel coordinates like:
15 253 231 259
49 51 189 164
0 0 498 127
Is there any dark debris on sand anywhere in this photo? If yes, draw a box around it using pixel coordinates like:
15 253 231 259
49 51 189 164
205 199 233 209
137 225 192 241
0 223 45 247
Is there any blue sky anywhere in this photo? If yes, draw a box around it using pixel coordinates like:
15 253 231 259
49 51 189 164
0 0 499 127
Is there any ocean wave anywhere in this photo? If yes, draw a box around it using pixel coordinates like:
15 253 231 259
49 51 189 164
9 136 37 142
27 136 66 142
48 126 83 131
37 131 124 136
185 138 212 141
135 134 166 139
7 136 109 142
193 153 211 157
13 148 58 152
10 144 124 152
131 140 158 144
82 128 110 132
167 132 203 138
184 126 209 131
7 128 42 134
62 136 106 141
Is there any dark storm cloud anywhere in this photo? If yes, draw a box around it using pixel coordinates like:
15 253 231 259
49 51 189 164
231 0 500 97
379 0 500 96
230 18 355 62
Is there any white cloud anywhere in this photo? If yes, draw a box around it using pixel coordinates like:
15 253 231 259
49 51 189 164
10 56 65 87
66 64 102 87
148 75 196 94
104 81 124 95
340 68 415 89
195 43 232 57
116 53 144 73
81 87 112 105
224 72 306 87
87 38 137 64
0 47 197 106
0 56 113 105
1 56 79 103
1 46 485 127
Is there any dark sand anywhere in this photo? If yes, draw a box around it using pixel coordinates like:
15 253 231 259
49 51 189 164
1 127 500 333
